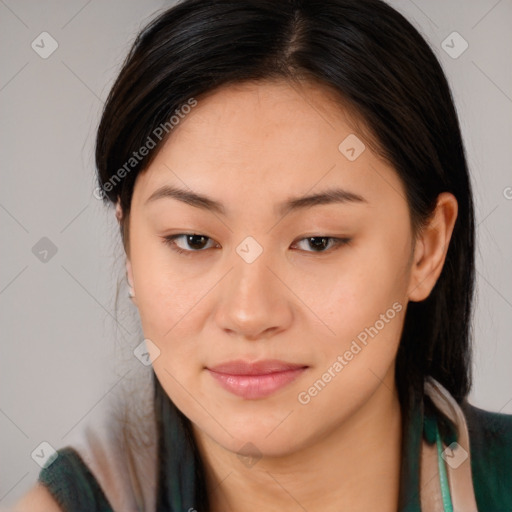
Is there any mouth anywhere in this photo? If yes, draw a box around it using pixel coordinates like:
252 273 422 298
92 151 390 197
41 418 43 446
206 359 309 400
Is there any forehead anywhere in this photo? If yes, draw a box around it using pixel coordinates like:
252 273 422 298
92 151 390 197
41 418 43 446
169 79 366 155
132 80 405 213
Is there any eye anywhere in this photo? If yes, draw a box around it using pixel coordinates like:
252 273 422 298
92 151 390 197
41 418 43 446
292 236 351 253
161 233 218 255
161 234 351 256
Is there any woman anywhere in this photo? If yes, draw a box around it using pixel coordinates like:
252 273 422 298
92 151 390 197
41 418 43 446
15 0 512 511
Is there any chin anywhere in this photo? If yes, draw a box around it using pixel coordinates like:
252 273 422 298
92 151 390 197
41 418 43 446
200 411 309 459
223 430 303 460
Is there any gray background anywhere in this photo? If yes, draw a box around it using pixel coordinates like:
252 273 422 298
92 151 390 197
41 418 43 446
1 0 511 506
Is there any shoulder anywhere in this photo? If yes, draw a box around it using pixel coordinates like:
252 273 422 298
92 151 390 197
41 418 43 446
462 401 512 455
13 483 63 512
461 402 512 510
16 447 114 512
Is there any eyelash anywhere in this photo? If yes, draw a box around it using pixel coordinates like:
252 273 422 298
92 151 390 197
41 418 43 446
161 234 352 256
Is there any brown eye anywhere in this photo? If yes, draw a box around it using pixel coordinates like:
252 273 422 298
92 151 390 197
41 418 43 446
162 233 217 255
292 236 351 253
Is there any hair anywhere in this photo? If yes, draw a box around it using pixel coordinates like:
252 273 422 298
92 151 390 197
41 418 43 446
95 0 475 508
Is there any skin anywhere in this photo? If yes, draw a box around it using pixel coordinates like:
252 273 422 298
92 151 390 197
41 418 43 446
116 80 457 512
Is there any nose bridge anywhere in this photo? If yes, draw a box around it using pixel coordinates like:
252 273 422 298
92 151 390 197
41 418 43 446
231 234 275 302
215 234 291 338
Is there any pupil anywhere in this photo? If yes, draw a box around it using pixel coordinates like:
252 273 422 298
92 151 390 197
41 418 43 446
184 236 331 251
310 237 328 251
188 234 207 249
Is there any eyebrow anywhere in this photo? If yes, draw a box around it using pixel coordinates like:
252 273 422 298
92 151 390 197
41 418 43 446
144 184 367 216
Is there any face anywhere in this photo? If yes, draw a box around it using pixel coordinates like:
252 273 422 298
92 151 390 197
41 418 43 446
126 80 416 457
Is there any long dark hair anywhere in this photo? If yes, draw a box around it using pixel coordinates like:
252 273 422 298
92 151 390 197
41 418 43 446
96 0 475 508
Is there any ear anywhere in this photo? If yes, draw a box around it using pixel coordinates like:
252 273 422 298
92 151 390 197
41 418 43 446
407 192 458 302
116 199 137 304
115 198 123 223
126 259 137 306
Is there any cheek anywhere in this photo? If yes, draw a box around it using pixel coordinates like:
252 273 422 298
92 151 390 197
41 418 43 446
292 246 409 424
129 224 209 339
297 236 410 347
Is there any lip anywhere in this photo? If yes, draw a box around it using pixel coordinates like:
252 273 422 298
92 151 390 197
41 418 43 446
206 359 308 399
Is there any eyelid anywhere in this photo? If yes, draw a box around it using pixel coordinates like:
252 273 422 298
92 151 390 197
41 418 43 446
161 233 352 255
161 234 218 255
291 236 352 253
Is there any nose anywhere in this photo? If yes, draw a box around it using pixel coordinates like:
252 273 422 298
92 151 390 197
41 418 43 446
214 244 294 341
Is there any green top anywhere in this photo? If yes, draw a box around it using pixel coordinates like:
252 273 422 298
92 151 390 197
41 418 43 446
38 389 512 512
38 446 113 512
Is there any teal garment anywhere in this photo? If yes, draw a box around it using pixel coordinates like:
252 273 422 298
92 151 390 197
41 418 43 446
38 390 512 512
462 402 512 510
37 447 113 511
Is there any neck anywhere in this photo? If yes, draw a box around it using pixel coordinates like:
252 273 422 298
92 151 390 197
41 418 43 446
192 370 403 512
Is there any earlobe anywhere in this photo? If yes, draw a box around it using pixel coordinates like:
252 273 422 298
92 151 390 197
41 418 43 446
115 198 123 223
126 259 136 304
117 199 135 303
407 192 458 302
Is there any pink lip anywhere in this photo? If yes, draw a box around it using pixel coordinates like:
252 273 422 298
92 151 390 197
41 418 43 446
207 360 308 399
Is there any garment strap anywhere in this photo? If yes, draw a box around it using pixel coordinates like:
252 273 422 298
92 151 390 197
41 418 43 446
422 378 479 512
435 422 454 512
